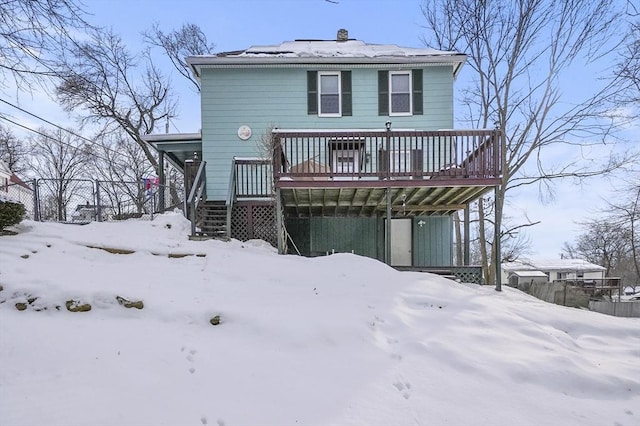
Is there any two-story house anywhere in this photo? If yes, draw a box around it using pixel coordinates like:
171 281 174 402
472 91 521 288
144 30 504 285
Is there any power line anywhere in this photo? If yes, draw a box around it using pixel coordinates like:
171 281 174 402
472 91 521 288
0 98 156 165
0 97 96 146
0 114 113 165
0 115 61 142
0 112 154 171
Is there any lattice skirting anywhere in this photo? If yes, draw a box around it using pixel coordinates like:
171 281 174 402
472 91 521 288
231 202 277 247
451 267 483 285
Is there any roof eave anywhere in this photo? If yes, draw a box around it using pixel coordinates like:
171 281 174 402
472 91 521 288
187 54 467 79
187 54 466 66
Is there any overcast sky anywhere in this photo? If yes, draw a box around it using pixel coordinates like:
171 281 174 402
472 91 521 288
3 0 637 257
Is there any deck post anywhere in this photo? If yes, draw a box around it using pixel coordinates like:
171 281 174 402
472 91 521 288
276 187 284 254
158 151 165 212
32 179 40 221
464 205 470 266
95 181 102 222
385 187 392 265
494 186 502 291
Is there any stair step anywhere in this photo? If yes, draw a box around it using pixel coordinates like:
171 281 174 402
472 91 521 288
194 201 229 238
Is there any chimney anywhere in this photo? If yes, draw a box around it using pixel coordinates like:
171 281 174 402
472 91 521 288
337 29 348 42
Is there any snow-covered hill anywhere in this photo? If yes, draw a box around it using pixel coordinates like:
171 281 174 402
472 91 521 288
1 213 638 426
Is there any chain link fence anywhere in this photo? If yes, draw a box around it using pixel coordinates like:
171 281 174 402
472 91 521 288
20 178 184 224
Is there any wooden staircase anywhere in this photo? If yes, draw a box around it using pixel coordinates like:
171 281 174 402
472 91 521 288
193 200 229 239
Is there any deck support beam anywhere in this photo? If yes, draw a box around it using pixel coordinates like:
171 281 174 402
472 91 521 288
464 205 470 266
276 187 284 254
158 151 165 212
385 187 391 265
494 186 502 291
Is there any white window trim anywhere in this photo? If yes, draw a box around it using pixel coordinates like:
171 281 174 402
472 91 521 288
389 71 412 116
318 71 342 117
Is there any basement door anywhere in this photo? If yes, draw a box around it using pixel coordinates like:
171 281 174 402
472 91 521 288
389 218 412 266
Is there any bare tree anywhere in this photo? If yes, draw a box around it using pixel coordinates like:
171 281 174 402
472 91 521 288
0 124 30 175
29 127 89 221
87 130 156 215
562 218 636 283
0 0 90 90
421 0 631 284
606 181 640 280
143 23 215 92
611 2 639 117
55 27 176 175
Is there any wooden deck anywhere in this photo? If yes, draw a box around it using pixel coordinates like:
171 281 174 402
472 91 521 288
272 129 503 217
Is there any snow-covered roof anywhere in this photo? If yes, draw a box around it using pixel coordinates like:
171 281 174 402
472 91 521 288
510 270 549 278
187 38 466 76
9 173 31 190
228 40 458 59
502 258 606 272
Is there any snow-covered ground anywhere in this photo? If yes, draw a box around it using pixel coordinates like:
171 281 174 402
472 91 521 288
1 213 638 426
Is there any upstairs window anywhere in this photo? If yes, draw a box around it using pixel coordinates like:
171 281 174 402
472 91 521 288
319 72 341 116
378 69 423 116
307 71 352 117
390 71 411 115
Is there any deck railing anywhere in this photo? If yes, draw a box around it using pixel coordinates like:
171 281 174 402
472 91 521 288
186 160 206 236
232 157 273 199
272 129 503 182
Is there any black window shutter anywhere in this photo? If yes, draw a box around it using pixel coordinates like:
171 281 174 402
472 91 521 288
341 71 352 116
412 69 423 115
307 71 317 115
378 70 388 116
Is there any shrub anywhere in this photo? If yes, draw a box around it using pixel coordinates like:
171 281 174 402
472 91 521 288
0 201 26 231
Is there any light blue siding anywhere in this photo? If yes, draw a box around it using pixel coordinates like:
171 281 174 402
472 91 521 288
200 66 454 199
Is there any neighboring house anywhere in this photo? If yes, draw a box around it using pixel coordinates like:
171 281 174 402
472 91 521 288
144 30 504 280
0 160 10 203
0 160 33 217
71 203 117 222
502 259 607 287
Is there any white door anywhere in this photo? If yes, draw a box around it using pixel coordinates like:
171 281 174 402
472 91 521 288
389 219 412 266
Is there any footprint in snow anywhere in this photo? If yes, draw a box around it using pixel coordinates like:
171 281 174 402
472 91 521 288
393 381 412 399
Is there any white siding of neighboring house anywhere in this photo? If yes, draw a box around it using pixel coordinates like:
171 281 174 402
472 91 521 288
501 259 607 284
0 160 34 218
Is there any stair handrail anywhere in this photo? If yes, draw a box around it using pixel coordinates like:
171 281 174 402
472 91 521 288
187 160 206 236
225 157 238 239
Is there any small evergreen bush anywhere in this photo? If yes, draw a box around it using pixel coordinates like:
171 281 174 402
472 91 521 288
0 201 26 231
